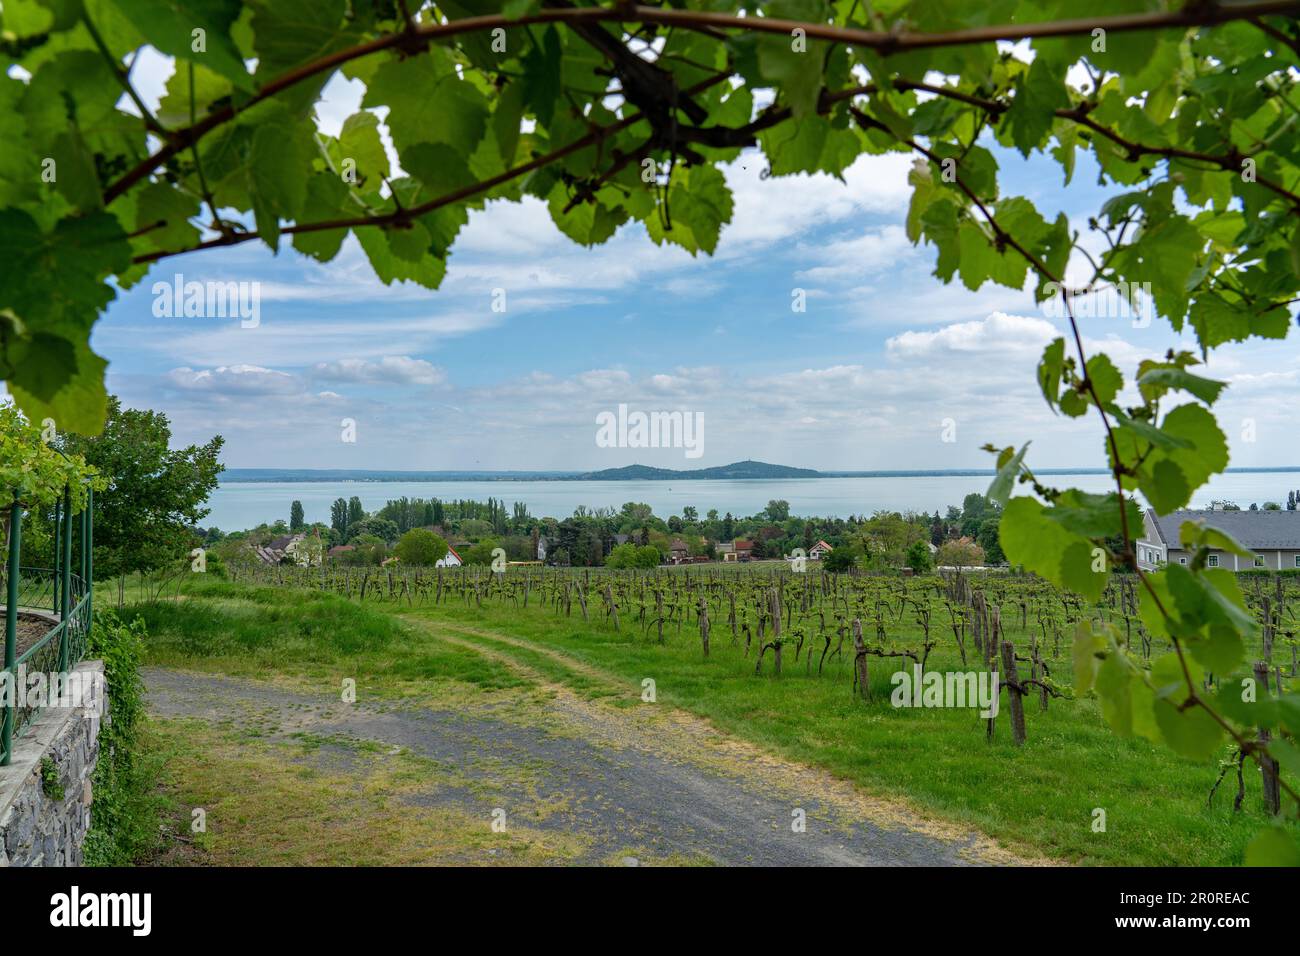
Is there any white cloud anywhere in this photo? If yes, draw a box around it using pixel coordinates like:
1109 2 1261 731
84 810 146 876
165 365 301 395
793 225 913 282
312 356 447 387
722 151 913 248
886 311 1055 359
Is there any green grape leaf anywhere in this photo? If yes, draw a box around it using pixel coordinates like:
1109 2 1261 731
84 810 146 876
1152 696 1224 760
1244 828 1300 867
1137 366 1226 405
107 0 252 89
363 49 489 156
1004 56 1070 156
1085 353 1123 406
1037 337 1066 411
1000 497 1108 601
986 442 1028 506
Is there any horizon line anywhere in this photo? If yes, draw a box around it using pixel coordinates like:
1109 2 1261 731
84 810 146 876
218 465 1300 480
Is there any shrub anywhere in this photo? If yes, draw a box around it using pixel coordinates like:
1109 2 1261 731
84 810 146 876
906 541 934 573
823 545 858 573
82 610 161 866
394 528 449 566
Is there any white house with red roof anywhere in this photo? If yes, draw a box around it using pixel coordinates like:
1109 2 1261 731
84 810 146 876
808 540 833 560
435 545 462 568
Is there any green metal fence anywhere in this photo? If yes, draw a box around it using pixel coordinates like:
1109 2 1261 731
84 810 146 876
1 486 94 765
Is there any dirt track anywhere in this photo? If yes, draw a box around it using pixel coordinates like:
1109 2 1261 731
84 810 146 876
144 624 1039 867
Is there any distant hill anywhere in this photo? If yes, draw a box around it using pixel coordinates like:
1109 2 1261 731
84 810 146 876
220 468 577 483
219 461 821 483
573 460 821 481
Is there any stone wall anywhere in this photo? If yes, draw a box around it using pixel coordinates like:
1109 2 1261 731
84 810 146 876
0 660 106 866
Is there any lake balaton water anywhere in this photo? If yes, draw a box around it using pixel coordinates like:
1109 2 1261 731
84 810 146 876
201 471 1300 532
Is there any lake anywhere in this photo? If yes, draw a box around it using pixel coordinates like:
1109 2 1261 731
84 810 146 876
200 471 1300 531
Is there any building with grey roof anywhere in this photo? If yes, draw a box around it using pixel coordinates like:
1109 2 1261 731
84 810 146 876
1135 508 1300 572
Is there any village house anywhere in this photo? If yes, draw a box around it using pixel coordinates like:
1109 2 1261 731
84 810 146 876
435 545 462 568
668 539 689 563
1135 508 1300 571
719 539 754 562
254 532 312 566
808 539 833 560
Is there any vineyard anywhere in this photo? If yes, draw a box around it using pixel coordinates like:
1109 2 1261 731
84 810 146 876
124 559 1289 863
219 561 1299 692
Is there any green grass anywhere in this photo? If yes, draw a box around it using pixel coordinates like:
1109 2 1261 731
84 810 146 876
129 577 526 694
387 602 1281 867
128 575 1292 866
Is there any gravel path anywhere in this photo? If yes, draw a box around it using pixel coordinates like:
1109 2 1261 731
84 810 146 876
144 655 1031 867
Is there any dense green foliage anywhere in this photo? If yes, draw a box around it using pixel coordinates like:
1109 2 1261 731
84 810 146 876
394 527 449 566
82 609 161 866
0 403 101 511
58 396 223 578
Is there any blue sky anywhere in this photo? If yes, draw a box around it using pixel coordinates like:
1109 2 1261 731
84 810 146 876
78 59 1300 474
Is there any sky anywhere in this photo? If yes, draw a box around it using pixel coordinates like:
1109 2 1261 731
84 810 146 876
78 52 1300 475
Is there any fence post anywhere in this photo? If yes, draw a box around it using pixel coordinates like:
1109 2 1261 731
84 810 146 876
59 484 72 672
80 487 92 650
1001 640 1027 745
52 494 61 614
85 488 93 646
1253 660 1281 815
3 495 22 766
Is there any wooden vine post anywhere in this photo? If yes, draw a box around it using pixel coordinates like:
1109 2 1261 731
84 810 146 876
852 618 870 701
1253 660 1281 815
1000 641 1027 746
770 588 783 675
698 596 710 658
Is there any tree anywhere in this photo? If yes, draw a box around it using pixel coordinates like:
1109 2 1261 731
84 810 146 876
976 517 1005 565
860 511 925 567
343 535 387 566
348 497 365 529
822 545 858 573
765 500 791 522
394 528 449 566
462 540 499 567
330 498 349 537
607 542 659 569
289 500 305 530
937 538 984 570
634 545 663 568
291 532 324 568
58 397 222 579
346 516 398 544
906 541 933 574
930 513 945 547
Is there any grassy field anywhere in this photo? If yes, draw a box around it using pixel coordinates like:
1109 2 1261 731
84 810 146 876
117 571 1299 866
